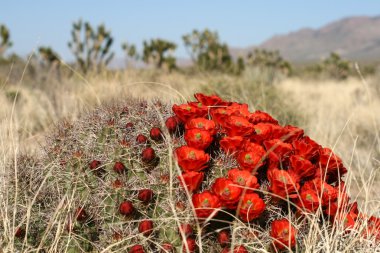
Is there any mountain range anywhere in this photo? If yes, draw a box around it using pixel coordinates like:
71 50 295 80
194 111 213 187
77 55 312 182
238 15 380 63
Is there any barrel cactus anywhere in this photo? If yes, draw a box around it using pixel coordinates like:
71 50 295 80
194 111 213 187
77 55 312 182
2 93 380 252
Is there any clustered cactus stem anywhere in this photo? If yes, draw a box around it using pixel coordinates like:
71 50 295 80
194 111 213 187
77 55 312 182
2 94 380 252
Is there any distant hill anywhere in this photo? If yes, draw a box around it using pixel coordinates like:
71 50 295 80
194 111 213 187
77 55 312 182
239 16 380 63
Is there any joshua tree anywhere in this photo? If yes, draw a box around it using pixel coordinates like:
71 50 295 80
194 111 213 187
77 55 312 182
246 49 292 76
121 42 139 67
322 52 351 80
142 39 177 71
0 24 13 58
68 19 114 73
182 29 244 74
38 47 60 68
37 46 62 81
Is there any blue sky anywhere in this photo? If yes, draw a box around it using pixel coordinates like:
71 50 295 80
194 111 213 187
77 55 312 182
2 1 380 60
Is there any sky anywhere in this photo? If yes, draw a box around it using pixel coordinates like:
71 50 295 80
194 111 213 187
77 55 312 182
2 1 380 60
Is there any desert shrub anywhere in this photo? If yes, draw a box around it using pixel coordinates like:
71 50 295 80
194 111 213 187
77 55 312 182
2 93 379 253
299 52 354 80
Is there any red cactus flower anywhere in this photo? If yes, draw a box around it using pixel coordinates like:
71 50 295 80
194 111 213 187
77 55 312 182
150 127 163 141
89 160 101 170
271 124 290 140
264 139 293 159
176 201 186 212
192 190 221 219
125 122 134 129
250 123 279 144
220 136 245 154
14 227 25 238
184 129 213 150
270 219 297 250
342 212 357 229
136 134 148 144
221 245 249 253
175 146 210 172
75 207 88 222
264 139 293 169
227 168 259 191
129 244 145 253
194 93 229 106
178 171 204 193
185 118 217 135
249 110 278 125
292 136 320 160
119 201 134 216
160 243 175 253
182 237 197 253
139 219 154 237
237 193 266 222
221 116 254 137
226 103 251 118
112 231 123 241
107 118 115 126
267 168 300 199
142 147 156 163
172 102 208 123
212 178 242 209
242 141 263 152
333 209 357 230
302 178 338 207
364 216 380 241
138 189 154 203
112 179 124 189
165 116 180 134
217 230 230 247
160 174 170 184
237 148 266 172
113 161 126 174
319 148 347 180
283 125 304 142
211 108 232 126
211 103 250 126
295 188 321 212
179 223 193 238
324 182 350 218
288 155 316 180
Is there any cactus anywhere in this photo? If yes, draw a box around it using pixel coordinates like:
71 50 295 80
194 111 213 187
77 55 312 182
2 94 380 252
0 24 13 58
182 29 244 74
142 39 177 71
68 19 114 74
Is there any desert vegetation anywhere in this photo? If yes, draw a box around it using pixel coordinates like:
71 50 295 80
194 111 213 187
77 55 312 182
1 21 380 252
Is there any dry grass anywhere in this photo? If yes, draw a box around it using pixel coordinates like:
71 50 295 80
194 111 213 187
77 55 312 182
278 77 380 208
1 64 380 252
